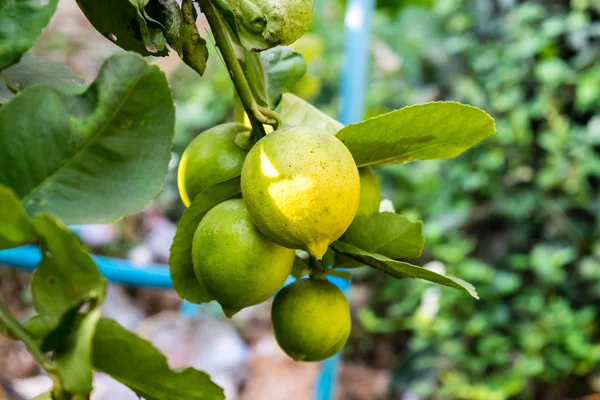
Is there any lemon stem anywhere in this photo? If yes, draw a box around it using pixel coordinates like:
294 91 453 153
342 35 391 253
199 0 268 140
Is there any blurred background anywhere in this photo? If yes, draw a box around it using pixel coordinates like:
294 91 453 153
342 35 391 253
1 0 600 399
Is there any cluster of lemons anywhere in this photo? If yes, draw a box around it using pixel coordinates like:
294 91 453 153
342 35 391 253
178 123 380 361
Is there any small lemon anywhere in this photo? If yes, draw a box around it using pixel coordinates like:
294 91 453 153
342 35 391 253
356 167 381 216
178 123 250 207
241 126 360 259
272 278 351 361
192 199 294 317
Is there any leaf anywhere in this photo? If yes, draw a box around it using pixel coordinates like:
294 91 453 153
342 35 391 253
93 318 225 400
290 256 310 279
75 0 168 56
31 215 106 320
341 212 424 259
261 46 307 107
0 53 86 95
0 52 175 224
277 93 344 134
0 80 13 104
128 0 168 55
156 0 184 55
335 102 496 167
169 180 241 304
0 0 59 70
330 241 479 299
181 0 208 76
54 306 101 395
0 184 35 250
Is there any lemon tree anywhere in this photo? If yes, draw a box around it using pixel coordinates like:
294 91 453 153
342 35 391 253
0 0 496 397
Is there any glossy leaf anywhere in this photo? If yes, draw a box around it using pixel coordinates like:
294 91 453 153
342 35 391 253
277 93 344 134
75 0 168 56
31 215 106 320
169 181 241 304
0 53 86 95
331 241 478 299
336 102 496 167
261 46 307 107
0 184 35 250
0 0 59 70
54 306 101 395
0 52 175 224
341 212 424 259
93 318 225 400
156 0 184 55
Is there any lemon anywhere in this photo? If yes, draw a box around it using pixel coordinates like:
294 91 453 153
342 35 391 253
192 199 294 317
356 167 381 216
271 278 351 361
178 123 250 207
241 126 360 259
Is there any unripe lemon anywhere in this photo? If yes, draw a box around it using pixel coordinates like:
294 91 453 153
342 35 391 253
241 126 360 259
178 123 250 207
356 167 381 216
272 278 351 361
192 199 294 317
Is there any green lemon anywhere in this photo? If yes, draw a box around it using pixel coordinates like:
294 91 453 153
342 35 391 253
178 123 250 207
356 167 381 216
241 126 360 259
271 278 351 361
192 199 294 317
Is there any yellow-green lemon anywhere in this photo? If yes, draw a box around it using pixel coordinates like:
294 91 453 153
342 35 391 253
271 278 351 361
241 126 360 259
178 123 250 207
192 199 294 317
356 167 381 216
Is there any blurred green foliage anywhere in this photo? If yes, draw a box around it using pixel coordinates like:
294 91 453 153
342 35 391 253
347 0 600 399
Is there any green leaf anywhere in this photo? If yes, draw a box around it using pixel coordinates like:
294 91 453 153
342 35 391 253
0 0 59 70
330 241 479 299
0 184 35 249
31 215 106 320
261 46 307 107
54 306 101 395
181 0 208 76
0 53 86 95
32 392 52 400
0 80 13 104
277 93 344 134
341 212 424 259
156 0 185 55
169 180 241 304
0 52 175 224
93 318 225 400
75 0 168 56
335 102 496 167
290 256 310 279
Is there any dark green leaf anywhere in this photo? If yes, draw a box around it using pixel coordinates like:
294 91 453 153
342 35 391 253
156 0 184 55
277 93 343 134
54 306 101 395
0 0 59 70
1 54 86 95
341 212 424 259
213 0 238 33
336 102 496 167
330 241 478 299
31 215 106 319
181 0 208 76
0 184 35 249
129 0 168 54
291 256 310 279
93 318 225 400
261 46 307 107
169 180 241 303
0 52 175 224
75 0 168 56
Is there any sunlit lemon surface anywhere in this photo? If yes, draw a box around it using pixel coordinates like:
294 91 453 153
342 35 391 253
241 126 360 259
